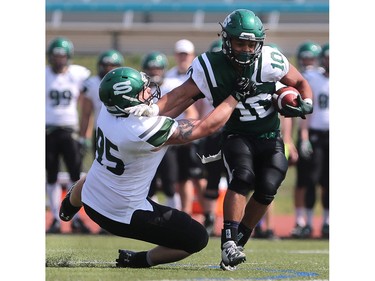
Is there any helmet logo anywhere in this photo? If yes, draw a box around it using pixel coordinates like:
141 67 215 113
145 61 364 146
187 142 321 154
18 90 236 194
239 32 256 40
113 81 140 103
113 81 132 95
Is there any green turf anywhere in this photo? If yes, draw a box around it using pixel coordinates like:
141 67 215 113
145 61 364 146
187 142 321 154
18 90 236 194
46 235 328 280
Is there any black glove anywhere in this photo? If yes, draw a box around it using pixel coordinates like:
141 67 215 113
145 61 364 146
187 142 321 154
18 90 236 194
280 95 313 119
230 77 256 102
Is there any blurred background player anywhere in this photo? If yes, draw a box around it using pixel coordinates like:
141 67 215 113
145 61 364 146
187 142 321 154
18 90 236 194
296 41 322 72
141 51 181 209
292 43 329 238
79 49 125 157
79 49 124 234
166 39 205 215
291 40 324 238
46 36 91 234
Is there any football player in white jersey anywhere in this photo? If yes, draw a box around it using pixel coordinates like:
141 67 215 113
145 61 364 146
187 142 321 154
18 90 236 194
292 43 330 239
290 40 323 238
78 49 124 235
165 39 207 216
124 9 313 270
58 66 250 268
141 51 182 210
79 49 124 157
45 37 91 234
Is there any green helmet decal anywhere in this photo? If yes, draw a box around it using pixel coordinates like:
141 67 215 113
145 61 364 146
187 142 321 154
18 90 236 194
47 37 74 58
141 51 169 70
220 9 265 66
99 67 160 116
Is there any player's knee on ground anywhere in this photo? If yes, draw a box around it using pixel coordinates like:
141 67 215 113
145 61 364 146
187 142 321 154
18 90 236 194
228 167 255 196
164 208 209 253
185 219 209 253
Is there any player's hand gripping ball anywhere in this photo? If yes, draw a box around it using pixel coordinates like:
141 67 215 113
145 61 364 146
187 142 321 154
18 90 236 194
272 86 299 112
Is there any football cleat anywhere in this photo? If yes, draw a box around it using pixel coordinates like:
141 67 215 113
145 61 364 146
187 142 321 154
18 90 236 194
116 249 136 268
292 224 313 238
71 217 91 234
220 260 237 271
46 218 61 234
204 213 216 237
220 240 246 270
321 224 329 239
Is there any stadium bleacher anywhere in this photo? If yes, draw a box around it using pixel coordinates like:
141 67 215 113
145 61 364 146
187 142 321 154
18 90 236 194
46 0 329 57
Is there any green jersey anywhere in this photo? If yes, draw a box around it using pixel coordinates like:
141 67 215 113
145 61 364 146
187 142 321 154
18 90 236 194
190 46 289 135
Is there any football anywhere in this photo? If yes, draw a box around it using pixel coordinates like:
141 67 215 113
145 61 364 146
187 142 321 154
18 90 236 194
272 86 299 111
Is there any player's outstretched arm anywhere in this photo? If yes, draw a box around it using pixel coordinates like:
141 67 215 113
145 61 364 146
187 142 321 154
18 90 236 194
166 95 238 145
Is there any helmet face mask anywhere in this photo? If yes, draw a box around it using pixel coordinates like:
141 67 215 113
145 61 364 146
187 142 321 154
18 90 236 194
220 9 265 67
99 67 161 116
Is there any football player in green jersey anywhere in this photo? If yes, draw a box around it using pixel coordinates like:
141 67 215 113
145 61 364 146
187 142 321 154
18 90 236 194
125 9 313 270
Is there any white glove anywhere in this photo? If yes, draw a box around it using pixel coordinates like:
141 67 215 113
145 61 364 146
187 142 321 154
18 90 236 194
124 103 159 117
299 140 313 159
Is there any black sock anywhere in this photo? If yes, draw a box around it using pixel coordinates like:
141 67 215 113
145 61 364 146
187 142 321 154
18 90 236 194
237 223 252 247
221 220 240 247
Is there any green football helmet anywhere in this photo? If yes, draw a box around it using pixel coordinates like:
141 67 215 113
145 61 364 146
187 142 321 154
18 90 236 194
142 51 168 70
209 39 223 52
320 43 329 72
220 9 265 66
47 37 74 59
321 43 329 58
97 49 124 78
141 51 169 85
99 67 161 116
297 41 322 59
297 41 322 70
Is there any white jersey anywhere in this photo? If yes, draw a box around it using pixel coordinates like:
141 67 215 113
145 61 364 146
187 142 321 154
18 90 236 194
82 75 103 125
82 107 178 224
303 69 329 130
165 66 189 83
45 64 91 127
164 67 190 120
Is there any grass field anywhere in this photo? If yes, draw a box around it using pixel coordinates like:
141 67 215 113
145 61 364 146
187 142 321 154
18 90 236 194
46 234 329 281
